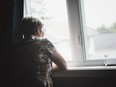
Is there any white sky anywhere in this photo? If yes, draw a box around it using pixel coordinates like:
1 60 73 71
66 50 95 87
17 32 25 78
44 0 67 20
31 0 67 20
84 0 116 29
30 0 69 38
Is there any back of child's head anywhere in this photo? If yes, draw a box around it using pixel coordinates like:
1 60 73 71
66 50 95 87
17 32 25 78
21 16 43 38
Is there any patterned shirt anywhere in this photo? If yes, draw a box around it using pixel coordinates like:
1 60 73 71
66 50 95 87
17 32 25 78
14 36 56 87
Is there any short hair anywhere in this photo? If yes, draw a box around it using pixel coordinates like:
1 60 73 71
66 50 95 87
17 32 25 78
21 16 43 38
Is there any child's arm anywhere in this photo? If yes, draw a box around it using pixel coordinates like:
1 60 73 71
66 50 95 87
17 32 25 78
51 50 67 72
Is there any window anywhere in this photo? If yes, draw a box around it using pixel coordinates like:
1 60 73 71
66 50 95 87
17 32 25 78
24 0 116 67
80 0 116 65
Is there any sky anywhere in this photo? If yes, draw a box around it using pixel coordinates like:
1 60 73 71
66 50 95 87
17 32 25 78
31 0 67 20
44 0 68 20
30 0 116 29
84 0 116 29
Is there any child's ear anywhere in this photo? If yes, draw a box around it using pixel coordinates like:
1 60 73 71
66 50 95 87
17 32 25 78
37 30 44 37
34 30 41 37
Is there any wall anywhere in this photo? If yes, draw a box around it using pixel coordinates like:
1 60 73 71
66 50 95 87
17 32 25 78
52 70 116 87
1 0 23 87
1 1 13 87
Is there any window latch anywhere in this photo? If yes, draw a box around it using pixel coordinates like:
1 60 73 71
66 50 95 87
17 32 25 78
104 60 116 66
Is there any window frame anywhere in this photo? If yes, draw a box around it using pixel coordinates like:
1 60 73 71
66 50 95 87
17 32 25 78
67 0 116 67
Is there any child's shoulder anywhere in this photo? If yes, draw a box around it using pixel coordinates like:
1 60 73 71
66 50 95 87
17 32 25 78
34 37 51 44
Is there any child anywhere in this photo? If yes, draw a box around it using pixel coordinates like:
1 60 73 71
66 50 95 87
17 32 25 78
13 16 67 87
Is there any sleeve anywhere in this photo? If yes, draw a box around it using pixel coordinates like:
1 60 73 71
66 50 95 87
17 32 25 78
45 39 56 54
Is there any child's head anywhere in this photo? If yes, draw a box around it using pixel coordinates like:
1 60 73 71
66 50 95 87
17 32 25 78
21 16 44 38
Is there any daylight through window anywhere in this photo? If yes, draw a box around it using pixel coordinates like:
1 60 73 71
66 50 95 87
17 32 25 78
81 0 116 60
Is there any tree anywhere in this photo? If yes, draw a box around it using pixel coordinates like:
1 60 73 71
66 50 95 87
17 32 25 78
96 24 112 34
30 0 51 20
110 22 116 32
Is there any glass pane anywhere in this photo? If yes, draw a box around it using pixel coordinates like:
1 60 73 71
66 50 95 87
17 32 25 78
83 0 116 60
28 0 72 61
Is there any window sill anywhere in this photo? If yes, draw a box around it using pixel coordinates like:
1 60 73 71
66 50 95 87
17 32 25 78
52 66 116 77
68 66 116 70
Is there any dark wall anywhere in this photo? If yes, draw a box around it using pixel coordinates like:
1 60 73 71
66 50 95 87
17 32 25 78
1 0 23 87
1 1 13 87
53 77 116 87
52 70 116 87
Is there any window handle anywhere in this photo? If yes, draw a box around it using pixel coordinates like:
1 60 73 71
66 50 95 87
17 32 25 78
104 61 108 66
78 33 82 47
104 60 116 66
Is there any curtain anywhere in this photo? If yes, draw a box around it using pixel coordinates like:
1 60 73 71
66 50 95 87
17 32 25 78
12 0 23 46
0 0 23 87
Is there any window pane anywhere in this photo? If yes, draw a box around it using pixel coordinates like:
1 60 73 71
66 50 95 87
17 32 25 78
27 0 72 61
82 0 116 60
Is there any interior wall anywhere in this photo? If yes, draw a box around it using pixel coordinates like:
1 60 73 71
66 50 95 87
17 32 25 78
52 70 116 87
53 77 116 87
1 0 13 87
1 0 23 87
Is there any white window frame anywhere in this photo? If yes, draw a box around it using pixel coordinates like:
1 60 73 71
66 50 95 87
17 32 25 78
66 0 104 66
67 0 116 67
24 0 116 68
